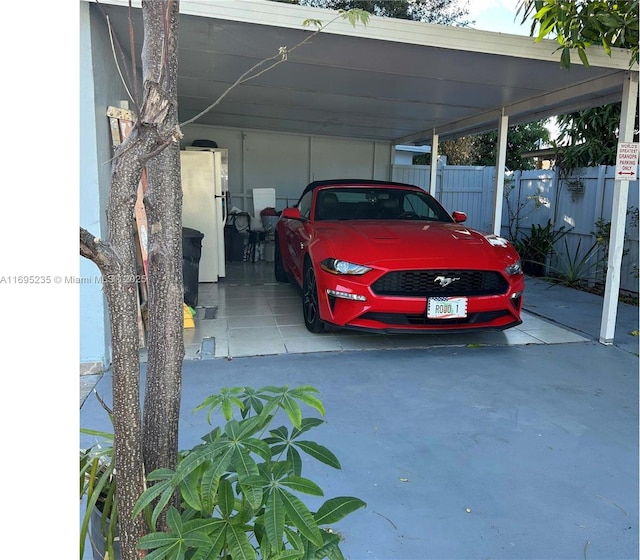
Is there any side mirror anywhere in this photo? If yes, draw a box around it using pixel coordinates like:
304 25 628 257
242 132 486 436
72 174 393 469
281 207 302 220
452 211 467 223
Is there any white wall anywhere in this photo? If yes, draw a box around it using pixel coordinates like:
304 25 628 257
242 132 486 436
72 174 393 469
79 3 110 370
81 3 143 370
181 124 392 213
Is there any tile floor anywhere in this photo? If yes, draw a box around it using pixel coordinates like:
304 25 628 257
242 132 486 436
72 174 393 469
142 260 588 362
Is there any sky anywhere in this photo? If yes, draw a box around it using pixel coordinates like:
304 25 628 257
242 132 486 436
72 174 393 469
466 0 531 36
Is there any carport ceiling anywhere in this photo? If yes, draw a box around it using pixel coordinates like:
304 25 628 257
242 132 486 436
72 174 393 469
96 0 635 143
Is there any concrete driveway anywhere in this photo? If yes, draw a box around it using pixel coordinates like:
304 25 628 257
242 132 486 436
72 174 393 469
81 280 638 559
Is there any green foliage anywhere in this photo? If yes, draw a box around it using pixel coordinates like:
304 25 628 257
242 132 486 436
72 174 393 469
555 103 640 170
434 121 551 169
536 216 633 289
627 207 640 279
548 237 605 288
80 429 118 560
338 7 371 27
515 2 639 172
474 122 551 170
590 213 633 282
295 0 472 26
303 7 370 29
433 136 476 166
516 0 639 69
514 219 572 276
130 385 366 559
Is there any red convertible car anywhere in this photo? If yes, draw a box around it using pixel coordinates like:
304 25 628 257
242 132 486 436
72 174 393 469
274 179 524 334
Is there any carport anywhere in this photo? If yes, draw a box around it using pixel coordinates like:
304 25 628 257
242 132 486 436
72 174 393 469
80 7 638 554
94 0 638 345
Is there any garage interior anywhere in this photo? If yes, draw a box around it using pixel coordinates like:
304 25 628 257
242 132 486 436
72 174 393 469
85 0 638 362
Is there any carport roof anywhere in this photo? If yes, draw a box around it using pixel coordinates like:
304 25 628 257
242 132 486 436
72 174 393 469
95 0 636 144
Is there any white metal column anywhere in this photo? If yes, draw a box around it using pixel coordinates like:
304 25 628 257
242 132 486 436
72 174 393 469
599 71 639 344
492 109 509 236
429 129 439 197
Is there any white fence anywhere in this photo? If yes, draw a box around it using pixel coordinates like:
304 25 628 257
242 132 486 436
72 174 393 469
392 164 639 294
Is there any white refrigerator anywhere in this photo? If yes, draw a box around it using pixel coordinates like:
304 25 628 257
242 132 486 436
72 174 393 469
180 149 228 282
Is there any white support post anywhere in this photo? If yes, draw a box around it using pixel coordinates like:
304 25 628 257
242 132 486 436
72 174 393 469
492 110 509 236
429 129 439 197
599 71 639 345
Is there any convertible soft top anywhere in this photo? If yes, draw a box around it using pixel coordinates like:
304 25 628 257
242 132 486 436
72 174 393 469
300 178 421 197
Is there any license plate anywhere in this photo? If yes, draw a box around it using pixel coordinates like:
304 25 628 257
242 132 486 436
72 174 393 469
427 297 468 319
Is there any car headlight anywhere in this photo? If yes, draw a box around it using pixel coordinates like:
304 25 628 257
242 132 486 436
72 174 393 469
320 258 372 275
505 259 523 275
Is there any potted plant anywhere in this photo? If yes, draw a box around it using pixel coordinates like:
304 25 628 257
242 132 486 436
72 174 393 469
81 385 366 559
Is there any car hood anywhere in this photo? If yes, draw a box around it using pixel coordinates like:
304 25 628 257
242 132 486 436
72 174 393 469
313 221 516 268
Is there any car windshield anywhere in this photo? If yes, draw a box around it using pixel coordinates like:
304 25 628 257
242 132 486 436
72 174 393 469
314 187 453 222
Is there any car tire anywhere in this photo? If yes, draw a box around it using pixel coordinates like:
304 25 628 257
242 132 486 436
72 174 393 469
274 237 288 283
303 260 325 333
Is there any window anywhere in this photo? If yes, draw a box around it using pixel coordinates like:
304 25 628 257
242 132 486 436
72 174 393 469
307 187 452 222
298 191 312 219
401 192 451 222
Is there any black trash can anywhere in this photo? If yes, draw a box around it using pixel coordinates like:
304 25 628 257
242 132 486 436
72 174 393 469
224 212 251 262
182 227 204 308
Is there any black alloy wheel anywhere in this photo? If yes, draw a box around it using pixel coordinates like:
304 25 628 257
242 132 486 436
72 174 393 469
274 237 288 283
302 261 325 333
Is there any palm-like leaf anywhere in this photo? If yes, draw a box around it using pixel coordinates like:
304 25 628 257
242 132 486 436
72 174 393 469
314 497 366 525
280 489 324 547
280 475 324 496
227 524 257 560
88 384 366 560
295 441 341 469
217 478 235 518
264 489 285 549
195 386 245 422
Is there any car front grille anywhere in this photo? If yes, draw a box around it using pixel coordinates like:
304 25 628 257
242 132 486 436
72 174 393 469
361 310 512 326
370 269 508 297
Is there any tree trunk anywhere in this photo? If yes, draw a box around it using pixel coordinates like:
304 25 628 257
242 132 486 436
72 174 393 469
81 132 152 560
80 2 184 558
141 0 184 510
86 123 158 560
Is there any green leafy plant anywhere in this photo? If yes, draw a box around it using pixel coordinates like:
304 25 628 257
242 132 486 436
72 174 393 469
548 237 605 288
514 219 571 276
80 399 119 560
82 386 366 560
516 0 639 69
